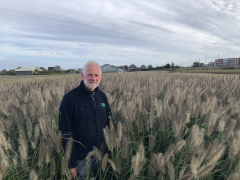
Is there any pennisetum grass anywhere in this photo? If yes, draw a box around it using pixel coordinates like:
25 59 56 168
1 73 240 179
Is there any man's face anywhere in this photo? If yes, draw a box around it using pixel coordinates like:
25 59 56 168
81 65 103 91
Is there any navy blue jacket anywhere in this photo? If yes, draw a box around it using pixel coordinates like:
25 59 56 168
59 80 111 168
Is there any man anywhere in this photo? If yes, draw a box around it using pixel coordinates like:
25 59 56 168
59 61 111 179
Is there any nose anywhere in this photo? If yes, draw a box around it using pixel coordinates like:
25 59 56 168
91 75 96 81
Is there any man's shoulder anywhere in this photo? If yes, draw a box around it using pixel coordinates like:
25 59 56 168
63 86 81 99
98 89 110 102
98 89 107 97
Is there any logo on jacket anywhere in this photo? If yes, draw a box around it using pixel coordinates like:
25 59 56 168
101 103 106 107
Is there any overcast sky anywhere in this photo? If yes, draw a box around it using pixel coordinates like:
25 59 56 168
0 0 240 70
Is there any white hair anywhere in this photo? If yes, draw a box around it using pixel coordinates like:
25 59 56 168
82 61 102 75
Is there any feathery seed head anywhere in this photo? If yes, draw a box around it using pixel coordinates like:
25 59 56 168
86 151 95 160
131 142 146 176
206 113 218 136
65 138 73 162
186 112 190 123
57 131 62 153
108 159 117 172
218 120 226 132
13 157 18 166
191 156 198 178
93 147 102 160
174 140 186 156
26 119 32 138
30 170 38 180
101 153 109 172
117 122 123 148
150 104 154 129
197 164 215 178
0 162 7 178
103 127 113 152
167 161 175 180
22 159 29 171
122 135 129 159
46 138 52 163
19 129 28 161
38 138 45 167
149 135 156 151
179 165 187 179
115 153 123 173
34 124 40 148
50 158 56 175
164 144 175 162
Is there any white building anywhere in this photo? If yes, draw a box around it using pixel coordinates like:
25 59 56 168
15 67 43 75
101 64 124 73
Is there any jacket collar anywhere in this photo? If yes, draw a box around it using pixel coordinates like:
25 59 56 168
79 80 99 94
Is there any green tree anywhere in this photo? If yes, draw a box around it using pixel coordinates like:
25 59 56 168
171 62 174 69
164 63 171 69
6 70 15 75
147 64 153 69
193 62 204 67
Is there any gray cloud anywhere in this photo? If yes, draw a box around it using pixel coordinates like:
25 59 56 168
0 0 239 70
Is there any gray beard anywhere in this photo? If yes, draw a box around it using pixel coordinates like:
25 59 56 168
84 79 99 91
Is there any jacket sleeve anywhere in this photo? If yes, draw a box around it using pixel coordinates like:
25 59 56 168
59 95 78 169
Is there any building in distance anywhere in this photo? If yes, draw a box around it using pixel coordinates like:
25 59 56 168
129 64 138 71
78 68 83 73
214 58 240 67
15 67 43 75
140 65 147 70
101 64 124 73
69 69 77 73
40 67 47 71
207 62 215 67
2 69 6 75
53 65 63 71
48 67 54 71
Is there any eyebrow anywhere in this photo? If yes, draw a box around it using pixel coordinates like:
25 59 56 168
88 73 99 76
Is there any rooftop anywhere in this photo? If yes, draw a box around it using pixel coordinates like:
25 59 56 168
15 67 43 71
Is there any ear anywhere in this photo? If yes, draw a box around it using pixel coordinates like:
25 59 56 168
81 72 84 80
100 73 103 81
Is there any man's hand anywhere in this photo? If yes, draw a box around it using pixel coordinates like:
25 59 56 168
69 168 77 180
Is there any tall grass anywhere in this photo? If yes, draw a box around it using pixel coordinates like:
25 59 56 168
1 73 240 179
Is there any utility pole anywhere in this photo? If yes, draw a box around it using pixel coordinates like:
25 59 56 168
190 59 200 67
182 61 189 67
205 55 219 66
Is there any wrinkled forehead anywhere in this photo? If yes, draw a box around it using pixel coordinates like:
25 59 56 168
85 65 101 74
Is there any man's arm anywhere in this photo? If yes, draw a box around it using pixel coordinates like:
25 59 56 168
59 96 78 169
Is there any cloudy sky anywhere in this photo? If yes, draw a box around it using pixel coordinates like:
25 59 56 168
0 0 240 70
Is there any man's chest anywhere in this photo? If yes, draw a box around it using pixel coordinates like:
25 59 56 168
72 95 107 126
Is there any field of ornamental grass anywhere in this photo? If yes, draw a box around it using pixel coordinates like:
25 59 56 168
1 72 240 179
